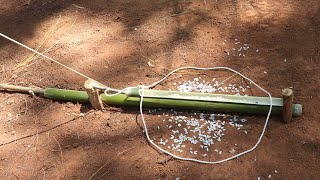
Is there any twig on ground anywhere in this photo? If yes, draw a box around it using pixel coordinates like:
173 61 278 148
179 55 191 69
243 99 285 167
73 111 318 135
47 131 51 143
0 65 9 81
142 55 203 75
42 168 46 180
52 135 63 162
0 111 94 147
242 77 254 96
72 4 85 9
10 11 77 82
15 15 61 69
88 147 135 180
0 132 38 178
220 66 251 84
17 95 29 117
36 17 77 62
19 132 38 158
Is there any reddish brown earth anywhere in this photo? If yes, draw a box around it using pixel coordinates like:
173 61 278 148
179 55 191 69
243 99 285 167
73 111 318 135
0 0 319 179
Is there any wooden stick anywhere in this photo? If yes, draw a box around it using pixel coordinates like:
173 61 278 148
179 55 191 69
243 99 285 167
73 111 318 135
84 79 104 110
282 88 294 123
0 83 44 94
220 66 251 84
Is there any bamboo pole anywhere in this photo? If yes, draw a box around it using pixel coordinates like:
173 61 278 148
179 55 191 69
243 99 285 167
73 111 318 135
0 84 303 117
43 88 302 117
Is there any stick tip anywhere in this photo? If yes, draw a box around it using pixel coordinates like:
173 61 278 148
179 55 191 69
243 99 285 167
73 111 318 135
282 88 293 96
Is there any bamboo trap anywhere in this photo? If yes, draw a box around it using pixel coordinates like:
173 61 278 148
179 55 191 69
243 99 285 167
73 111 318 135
0 83 302 122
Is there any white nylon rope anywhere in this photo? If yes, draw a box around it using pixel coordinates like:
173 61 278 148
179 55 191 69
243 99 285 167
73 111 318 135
104 67 272 164
1 33 272 164
137 67 272 164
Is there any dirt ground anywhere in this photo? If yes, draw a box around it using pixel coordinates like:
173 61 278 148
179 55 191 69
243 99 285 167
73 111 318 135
0 0 319 179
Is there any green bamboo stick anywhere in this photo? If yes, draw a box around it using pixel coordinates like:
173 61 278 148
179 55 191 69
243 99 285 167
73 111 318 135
0 84 302 116
43 88 302 117
44 88 89 102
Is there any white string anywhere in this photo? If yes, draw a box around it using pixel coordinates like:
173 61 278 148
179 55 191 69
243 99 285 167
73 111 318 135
0 33 106 86
138 67 272 164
